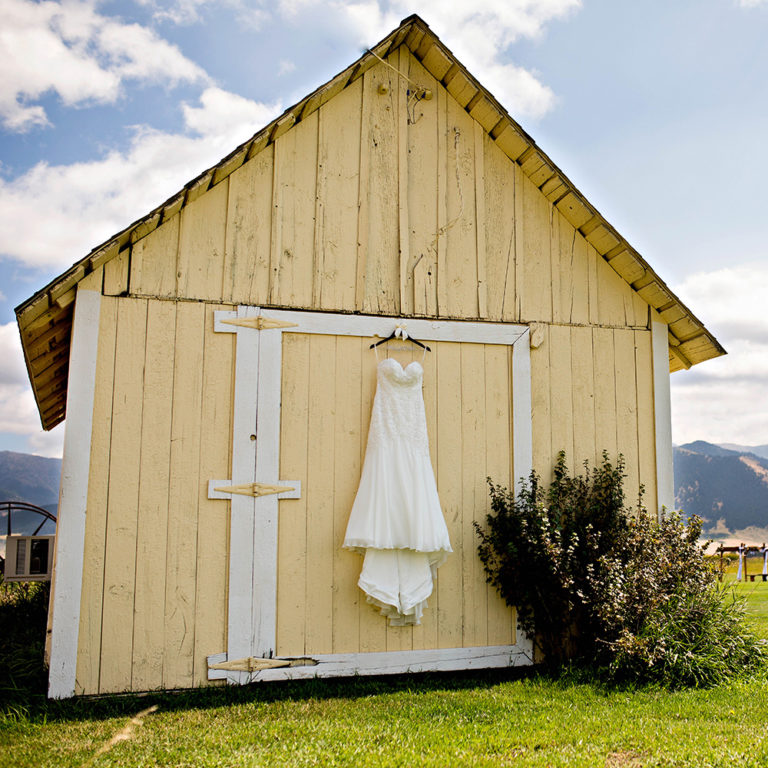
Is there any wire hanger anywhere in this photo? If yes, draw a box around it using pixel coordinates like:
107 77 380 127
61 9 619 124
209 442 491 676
369 322 431 352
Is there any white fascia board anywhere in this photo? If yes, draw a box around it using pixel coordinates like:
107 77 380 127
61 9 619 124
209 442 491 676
47 288 101 699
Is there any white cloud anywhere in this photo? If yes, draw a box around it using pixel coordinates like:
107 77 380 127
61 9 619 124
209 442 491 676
671 264 768 446
134 0 580 120
737 0 768 7
335 0 581 120
0 322 64 456
0 0 208 132
0 87 281 269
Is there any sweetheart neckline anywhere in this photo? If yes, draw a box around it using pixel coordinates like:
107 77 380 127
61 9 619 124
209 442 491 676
379 358 422 373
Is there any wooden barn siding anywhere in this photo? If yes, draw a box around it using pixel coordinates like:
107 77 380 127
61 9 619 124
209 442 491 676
126 51 649 332
276 335 516 658
74 48 660 692
75 297 234 695
529 324 657 512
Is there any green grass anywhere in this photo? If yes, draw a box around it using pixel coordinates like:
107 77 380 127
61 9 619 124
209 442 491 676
3 581 768 767
3 669 768 767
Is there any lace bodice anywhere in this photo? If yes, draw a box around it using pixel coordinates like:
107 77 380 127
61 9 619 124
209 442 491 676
366 359 429 454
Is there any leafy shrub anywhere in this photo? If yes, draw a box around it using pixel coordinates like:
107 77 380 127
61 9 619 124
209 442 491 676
0 577 50 703
475 451 766 687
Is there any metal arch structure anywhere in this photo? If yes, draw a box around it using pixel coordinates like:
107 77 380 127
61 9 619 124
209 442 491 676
2 500 57 537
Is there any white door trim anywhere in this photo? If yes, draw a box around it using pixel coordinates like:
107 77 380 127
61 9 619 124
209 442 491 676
213 308 533 680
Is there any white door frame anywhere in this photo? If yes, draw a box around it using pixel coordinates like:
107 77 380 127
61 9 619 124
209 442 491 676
209 307 533 683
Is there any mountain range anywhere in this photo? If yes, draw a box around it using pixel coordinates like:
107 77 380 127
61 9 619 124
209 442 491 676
674 441 768 540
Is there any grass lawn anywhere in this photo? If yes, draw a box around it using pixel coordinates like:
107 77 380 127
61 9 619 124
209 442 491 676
3 584 768 767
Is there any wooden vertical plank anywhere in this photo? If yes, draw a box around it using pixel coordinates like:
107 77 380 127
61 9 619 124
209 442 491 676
548 324 575 468
74 295 115 696
131 299 175 692
520 174 552 322
269 113 319 309
474 122 488 319
304 333 336 653
163 301 205 689
587 244 600 327
652 314 674 515
460 343 487 647
530 325 552 481
103 250 129 296
558 217 589 325
193 304 233 685
435 82 449 317
357 337 386 651
314 81 362 312
482 133 516 322
412 340 439 650
570 326 597 470
614 329 640 510
407 56 439 317
597 255 628 327
332 335 363 653
444 96 478 318
397 46 412 316
435 342 462 648
635 330 657 517
99 297 147 693
513 164 525 320
224 146 274 305
356 60 400 314
484 344 515 646
130 216 179 298
176 180 228 301
593 326 618 462
277 333 310 656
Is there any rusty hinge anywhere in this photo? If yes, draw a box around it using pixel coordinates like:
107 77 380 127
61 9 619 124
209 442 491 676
221 316 298 331
213 482 295 498
209 656 318 673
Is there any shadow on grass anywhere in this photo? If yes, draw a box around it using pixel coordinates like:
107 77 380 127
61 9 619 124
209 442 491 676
3 665 541 725
1 576 543 724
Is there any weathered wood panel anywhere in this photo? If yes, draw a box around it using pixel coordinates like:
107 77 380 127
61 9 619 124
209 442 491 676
177 181 228 301
163 301 206 689
357 59 400 314
193 303 233 686
315 81 362 311
270 112 318 308
482 132 517 322
131 299 175 692
275 336 516 657
276 332 310 656
130 216 179 298
224 145 273 305
99 298 147 693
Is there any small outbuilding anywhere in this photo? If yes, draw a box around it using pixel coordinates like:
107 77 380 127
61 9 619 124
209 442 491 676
16 15 724 698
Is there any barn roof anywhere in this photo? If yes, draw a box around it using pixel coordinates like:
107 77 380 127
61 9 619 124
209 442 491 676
16 14 725 431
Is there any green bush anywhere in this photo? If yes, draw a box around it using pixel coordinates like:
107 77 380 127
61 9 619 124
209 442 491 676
0 577 50 703
475 451 766 687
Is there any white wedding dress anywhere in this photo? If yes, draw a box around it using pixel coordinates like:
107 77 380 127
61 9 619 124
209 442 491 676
343 357 451 625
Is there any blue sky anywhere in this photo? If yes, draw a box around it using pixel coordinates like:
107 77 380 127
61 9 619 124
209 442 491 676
1 0 767 456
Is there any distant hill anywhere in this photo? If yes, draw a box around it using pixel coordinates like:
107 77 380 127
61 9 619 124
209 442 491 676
674 441 768 536
0 451 62 508
719 443 768 461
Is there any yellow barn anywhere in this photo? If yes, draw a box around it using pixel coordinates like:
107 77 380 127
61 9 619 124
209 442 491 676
16 15 724 698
